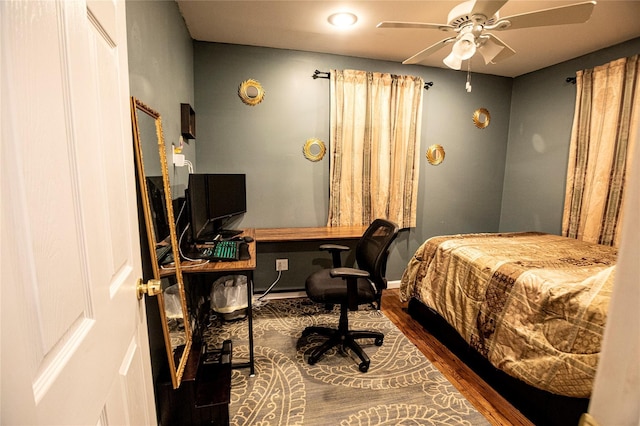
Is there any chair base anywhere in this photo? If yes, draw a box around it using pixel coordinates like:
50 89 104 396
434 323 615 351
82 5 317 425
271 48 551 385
302 306 383 372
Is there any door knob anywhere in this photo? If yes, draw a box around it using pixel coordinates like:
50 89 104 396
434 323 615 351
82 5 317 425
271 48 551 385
137 278 161 300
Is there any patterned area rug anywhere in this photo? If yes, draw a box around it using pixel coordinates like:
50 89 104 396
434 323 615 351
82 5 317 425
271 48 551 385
203 298 489 426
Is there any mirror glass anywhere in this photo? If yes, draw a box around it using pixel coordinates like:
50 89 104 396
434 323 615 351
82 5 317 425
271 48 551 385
246 85 259 98
131 97 192 388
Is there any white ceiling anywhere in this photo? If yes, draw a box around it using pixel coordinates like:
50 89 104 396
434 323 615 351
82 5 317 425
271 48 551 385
176 0 640 78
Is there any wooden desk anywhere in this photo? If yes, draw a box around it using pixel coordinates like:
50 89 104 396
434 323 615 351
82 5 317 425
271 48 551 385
179 229 256 376
255 225 367 243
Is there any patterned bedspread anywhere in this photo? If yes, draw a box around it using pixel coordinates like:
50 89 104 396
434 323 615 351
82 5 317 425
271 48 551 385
400 232 617 397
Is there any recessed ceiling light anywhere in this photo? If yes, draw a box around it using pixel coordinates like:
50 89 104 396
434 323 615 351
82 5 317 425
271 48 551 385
328 12 358 27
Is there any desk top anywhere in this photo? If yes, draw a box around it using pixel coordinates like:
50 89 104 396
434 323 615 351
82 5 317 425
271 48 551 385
255 225 367 242
166 229 256 275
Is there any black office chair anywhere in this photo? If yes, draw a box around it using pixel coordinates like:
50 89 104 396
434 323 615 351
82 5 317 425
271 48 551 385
302 219 399 372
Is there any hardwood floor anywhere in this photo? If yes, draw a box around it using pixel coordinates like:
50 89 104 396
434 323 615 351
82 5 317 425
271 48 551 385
381 288 533 426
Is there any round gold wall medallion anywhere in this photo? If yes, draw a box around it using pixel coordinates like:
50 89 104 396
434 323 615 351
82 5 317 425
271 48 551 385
303 138 326 162
473 108 490 129
238 79 265 106
426 144 445 165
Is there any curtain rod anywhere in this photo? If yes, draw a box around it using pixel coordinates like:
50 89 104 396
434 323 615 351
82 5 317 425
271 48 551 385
315 70 572 87
313 70 434 90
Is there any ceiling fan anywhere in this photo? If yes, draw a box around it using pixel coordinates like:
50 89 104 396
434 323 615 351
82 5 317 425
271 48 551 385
377 0 596 70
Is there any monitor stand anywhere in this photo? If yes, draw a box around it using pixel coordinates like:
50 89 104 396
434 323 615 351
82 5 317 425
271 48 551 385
217 228 243 239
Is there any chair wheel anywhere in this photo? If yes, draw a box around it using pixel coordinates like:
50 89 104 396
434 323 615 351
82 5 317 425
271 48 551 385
375 337 383 346
308 355 317 365
359 361 369 373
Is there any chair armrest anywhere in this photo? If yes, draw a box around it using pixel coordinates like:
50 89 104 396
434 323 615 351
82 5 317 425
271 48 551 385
319 244 350 252
330 268 370 311
329 267 369 279
319 244 350 267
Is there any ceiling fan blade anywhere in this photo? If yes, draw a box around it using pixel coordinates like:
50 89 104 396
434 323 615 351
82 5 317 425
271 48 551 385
478 33 515 64
470 0 509 20
377 21 453 31
402 37 457 65
493 1 596 31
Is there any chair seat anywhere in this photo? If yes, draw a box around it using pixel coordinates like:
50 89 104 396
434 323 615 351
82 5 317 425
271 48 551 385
305 268 377 305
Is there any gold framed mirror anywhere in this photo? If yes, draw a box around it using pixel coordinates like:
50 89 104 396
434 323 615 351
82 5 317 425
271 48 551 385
131 97 192 389
473 108 491 129
426 144 445 165
303 138 326 161
238 79 265 106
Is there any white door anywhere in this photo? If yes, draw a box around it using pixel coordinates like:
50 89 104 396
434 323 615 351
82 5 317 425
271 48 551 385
1 1 156 424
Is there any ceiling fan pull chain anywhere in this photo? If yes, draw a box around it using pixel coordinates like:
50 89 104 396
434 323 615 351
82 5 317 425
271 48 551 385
466 61 472 93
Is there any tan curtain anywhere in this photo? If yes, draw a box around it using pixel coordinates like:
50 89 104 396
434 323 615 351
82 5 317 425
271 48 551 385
327 69 423 228
562 55 639 247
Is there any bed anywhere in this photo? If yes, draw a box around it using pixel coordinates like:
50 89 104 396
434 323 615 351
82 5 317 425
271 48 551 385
400 232 617 422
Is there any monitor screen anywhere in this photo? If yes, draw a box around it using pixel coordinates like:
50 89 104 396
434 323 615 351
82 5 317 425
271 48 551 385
145 176 171 244
187 173 247 242
208 174 247 222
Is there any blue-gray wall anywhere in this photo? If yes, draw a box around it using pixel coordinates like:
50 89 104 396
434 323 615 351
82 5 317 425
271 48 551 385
500 38 640 233
127 0 194 197
193 42 513 290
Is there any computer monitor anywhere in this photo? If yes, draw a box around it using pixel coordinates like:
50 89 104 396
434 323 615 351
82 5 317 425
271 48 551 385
187 173 212 242
145 176 171 244
208 174 247 222
187 173 247 243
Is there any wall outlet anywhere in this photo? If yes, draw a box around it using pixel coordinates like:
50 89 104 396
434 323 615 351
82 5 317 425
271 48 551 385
173 152 185 167
275 258 288 271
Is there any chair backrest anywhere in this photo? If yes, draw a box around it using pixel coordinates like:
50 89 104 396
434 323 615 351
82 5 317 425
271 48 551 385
355 219 400 293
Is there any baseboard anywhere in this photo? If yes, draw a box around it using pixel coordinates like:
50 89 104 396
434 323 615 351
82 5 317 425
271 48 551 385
387 279 400 289
255 291 307 301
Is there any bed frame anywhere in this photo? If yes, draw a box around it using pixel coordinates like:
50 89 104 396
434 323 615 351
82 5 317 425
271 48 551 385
408 297 589 426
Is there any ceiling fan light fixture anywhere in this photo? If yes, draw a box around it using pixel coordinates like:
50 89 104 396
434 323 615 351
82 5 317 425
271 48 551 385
443 51 462 70
452 32 477 60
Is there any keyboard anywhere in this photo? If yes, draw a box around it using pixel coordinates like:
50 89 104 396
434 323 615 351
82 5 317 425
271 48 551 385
155 244 172 262
199 240 240 261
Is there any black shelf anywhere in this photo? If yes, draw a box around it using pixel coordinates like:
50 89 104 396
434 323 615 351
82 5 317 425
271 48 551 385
181 103 196 139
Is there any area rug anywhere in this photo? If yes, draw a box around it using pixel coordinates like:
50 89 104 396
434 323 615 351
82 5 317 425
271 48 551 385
203 298 489 426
